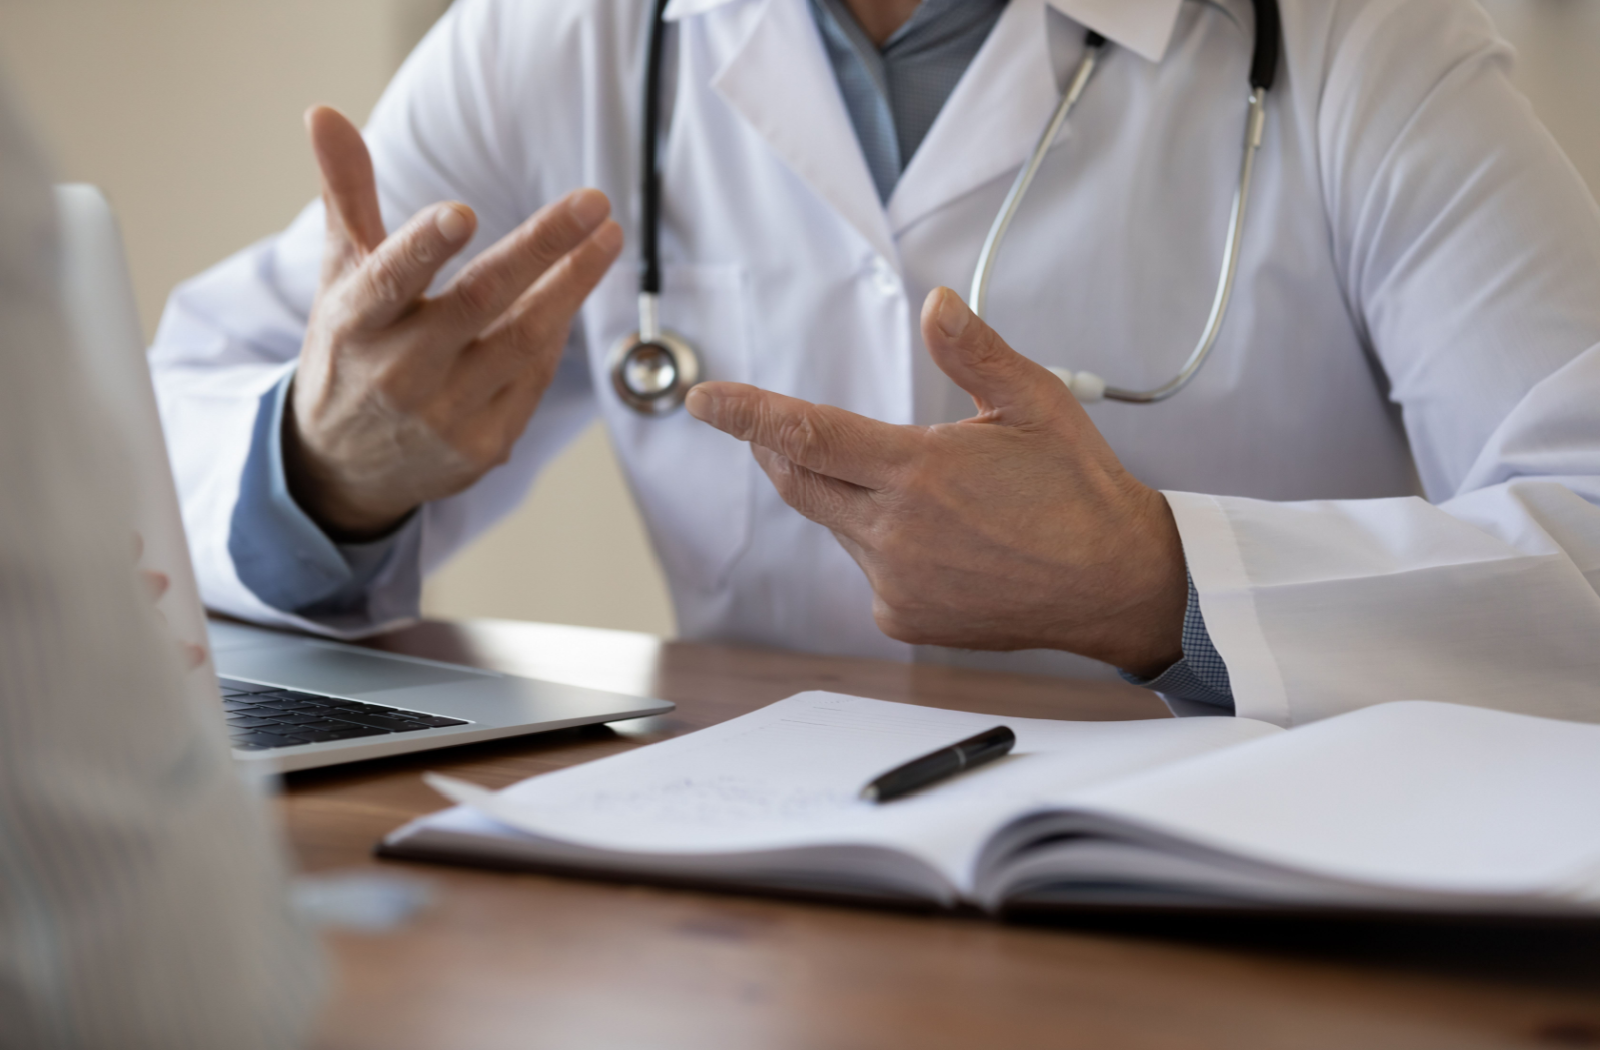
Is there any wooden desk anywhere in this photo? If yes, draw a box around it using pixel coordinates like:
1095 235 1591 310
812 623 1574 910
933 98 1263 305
288 619 1600 1050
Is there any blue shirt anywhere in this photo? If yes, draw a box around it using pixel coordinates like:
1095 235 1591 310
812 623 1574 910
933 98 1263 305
229 375 422 635
810 0 1008 201
231 0 1233 709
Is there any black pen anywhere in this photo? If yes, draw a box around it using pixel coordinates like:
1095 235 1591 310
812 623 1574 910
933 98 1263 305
860 726 1017 803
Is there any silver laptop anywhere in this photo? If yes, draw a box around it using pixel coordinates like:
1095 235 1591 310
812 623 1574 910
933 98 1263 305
56 184 673 773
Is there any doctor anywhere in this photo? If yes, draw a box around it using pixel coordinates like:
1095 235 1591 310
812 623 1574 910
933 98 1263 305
152 0 1600 726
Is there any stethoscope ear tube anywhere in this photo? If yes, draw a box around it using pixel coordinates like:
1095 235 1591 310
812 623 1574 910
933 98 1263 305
622 0 1280 414
1104 85 1266 405
968 0 1279 405
969 34 1106 327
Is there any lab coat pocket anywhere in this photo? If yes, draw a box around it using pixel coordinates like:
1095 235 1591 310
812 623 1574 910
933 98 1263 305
596 262 753 593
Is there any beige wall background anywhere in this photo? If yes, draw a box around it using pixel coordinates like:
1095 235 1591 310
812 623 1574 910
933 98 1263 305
0 0 1594 640
0 0 678 637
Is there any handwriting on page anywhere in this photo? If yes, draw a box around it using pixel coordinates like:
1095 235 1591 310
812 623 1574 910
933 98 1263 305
498 696 1014 845
551 775 853 830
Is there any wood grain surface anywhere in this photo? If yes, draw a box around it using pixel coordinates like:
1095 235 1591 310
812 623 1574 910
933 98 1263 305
285 618 1600 1050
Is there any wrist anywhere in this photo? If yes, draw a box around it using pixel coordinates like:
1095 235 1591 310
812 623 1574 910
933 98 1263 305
1112 618 1186 680
281 393 414 543
1063 486 1188 676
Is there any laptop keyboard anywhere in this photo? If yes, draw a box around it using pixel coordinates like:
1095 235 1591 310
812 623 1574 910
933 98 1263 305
219 677 469 752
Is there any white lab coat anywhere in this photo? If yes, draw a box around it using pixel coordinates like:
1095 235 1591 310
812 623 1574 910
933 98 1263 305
150 0 1600 726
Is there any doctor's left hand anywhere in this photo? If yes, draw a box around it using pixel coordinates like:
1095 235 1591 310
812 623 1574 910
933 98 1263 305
285 106 623 541
687 288 1188 678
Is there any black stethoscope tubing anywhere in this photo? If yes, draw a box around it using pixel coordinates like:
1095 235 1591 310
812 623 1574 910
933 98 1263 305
613 0 1282 414
640 0 670 305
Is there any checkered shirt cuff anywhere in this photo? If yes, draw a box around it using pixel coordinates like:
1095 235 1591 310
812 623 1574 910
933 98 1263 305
1118 572 1235 710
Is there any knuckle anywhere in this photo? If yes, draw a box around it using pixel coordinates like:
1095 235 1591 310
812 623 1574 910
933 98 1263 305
490 420 527 467
457 434 501 474
368 366 419 413
762 453 797 492
537 251 598 310
568 232 619 282
490 320 561 379
402 233 441 276
527 211 582 262
518 353 561 399
528 228 570 265
447 412 527 476
720 395 758 439
774 408 823 460
319 292 358 338
872 600 922 645
520 314 569 361
452 267 502 318
365 260 408 306
893 466 938 508
973 327 1009 364
862 511 911 561
871 521 907 562
371 369 411 406
323 291 372 343
362 244 426 306
377 236 435 296
793 475 834 519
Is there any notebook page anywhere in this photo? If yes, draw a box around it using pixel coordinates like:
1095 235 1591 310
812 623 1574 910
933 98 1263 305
415 692 1276 891
1063 701 1600 900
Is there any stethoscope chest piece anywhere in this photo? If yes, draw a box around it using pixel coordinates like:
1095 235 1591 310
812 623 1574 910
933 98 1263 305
608 328 700 415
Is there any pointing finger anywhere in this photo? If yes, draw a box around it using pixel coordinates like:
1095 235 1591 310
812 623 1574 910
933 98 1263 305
342 202 477 331
686 383 911 490
307 106 386 255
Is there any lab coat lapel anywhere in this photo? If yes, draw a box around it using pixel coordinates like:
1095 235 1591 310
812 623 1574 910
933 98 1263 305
885 0 1059 237
708 0 898 264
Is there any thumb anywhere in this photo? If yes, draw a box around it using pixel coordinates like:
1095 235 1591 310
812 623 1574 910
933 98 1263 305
920 287 1063 422
306 105 386 257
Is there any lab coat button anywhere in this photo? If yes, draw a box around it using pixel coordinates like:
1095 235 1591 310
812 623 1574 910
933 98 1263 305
870 257 899 297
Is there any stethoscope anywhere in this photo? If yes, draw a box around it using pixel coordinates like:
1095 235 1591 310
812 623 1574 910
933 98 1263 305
609 0 1281 414
608 0 697 415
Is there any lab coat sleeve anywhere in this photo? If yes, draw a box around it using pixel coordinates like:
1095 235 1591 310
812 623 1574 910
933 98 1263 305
1169 0 1600 726
149 0 602 637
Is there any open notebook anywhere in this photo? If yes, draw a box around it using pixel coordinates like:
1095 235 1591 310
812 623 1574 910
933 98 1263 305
381 693 1600 916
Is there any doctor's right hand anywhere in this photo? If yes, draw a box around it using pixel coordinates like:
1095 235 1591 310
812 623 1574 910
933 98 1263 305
284 106 623 540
